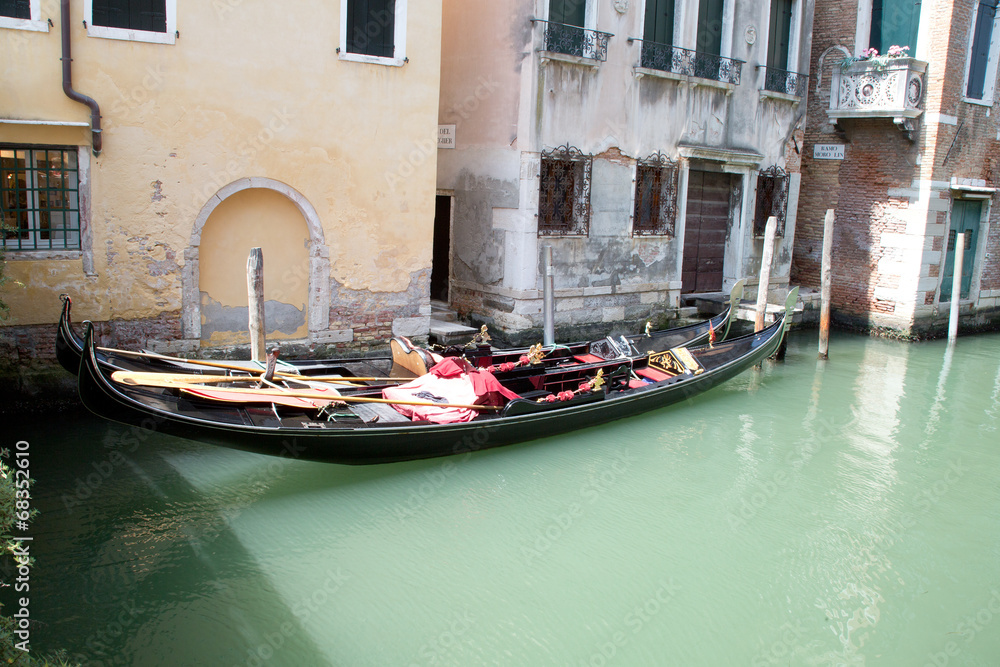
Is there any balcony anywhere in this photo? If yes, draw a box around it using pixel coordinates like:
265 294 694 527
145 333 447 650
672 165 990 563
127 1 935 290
828 57 927 136
630 40 743 91
534 19 612 65
758 65 809 100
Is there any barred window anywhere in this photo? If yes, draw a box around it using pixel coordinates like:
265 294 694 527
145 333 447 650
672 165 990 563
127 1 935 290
753 166 788 237
633 153 678 237
539 145 591 236
92 0 167 33
1 146 81 251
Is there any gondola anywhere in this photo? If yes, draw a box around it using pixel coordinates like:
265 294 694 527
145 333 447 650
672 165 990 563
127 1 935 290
56 279 743 378
75 288 797 465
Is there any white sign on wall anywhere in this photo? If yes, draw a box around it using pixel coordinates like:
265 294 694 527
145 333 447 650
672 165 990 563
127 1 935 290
438 125 456 149
813 144 845 160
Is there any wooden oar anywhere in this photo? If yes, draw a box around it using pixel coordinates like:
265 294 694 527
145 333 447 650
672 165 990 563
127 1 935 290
98 348 412 382
112 371 371 386
110 371 499 411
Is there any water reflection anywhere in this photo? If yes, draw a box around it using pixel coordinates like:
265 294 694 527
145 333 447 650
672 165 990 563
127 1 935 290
7 331 1000 665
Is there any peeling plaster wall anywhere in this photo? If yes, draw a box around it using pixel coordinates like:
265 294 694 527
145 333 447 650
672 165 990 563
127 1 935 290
439 0 811 334
1 0 441 352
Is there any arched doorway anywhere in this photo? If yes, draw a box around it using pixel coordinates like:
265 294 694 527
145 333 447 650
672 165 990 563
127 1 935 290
181 177 331 344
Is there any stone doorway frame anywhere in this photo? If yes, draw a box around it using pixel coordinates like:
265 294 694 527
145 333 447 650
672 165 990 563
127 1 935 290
181 177 331 341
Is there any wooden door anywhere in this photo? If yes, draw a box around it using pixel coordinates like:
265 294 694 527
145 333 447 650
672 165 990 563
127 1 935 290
683 170 731 293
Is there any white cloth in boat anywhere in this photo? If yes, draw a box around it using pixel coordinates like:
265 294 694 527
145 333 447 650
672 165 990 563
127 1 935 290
382 357 520 424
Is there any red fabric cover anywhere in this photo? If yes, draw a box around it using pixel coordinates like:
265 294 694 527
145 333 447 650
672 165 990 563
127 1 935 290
573 353 604 363
636 367 673 382
628 379 649 389
381 357 519 424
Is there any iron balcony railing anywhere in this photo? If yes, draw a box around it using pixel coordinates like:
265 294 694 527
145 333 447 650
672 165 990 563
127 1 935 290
631 39 744 86
758 65 809 97
534 19 612 62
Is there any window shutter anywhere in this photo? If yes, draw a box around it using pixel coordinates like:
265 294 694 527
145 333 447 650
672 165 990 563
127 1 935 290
550 0 586 27
967 0 999 99
696 0 724 55
767 0 793 70
0 0 31 19
347 0 396 58
643 0 675 46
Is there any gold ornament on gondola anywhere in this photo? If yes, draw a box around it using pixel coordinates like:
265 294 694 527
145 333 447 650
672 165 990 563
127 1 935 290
469 325 492 346
526 343 546 365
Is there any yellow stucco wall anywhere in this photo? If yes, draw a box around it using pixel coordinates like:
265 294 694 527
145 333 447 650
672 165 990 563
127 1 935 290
198 187 309 344
0 0 441 331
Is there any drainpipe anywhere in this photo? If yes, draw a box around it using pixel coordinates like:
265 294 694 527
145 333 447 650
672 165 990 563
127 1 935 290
61 0 102 155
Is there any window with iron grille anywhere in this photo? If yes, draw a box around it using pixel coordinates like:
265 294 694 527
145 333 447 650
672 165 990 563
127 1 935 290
346 0 396 58
632 153 678 237
92 0 167 32
538 145 591 236
1 146 81 251
0 0 30 19
753 167 788 237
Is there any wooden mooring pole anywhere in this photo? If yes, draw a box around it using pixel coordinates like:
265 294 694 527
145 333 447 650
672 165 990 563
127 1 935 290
948 232 965 344
247 247 266 363
818 209 835 360
754 216 778 333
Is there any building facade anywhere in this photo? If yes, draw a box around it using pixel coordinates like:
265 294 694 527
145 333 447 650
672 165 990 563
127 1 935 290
794 0 1000 336
1 0 441 365
436 0 813 342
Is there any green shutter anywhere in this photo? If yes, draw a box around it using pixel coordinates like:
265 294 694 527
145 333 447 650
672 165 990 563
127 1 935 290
767 0 793 70
643 0 675 45
696 0 724 55
550 0 586 27
870 0 920 54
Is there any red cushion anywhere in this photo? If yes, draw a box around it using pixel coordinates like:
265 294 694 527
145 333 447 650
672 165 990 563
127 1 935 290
636 367 673 382
573 353 603 363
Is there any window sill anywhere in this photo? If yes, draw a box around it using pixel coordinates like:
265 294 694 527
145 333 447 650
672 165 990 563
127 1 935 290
633 66 736 95
338 51 407 67
0 16 49 32
86 24 175 44
963 96 994 107
2 249 82 261
538 50 602 70
759 89 801 103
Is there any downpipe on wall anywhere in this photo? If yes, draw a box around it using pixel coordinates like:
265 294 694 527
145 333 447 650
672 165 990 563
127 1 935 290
61 0 102 155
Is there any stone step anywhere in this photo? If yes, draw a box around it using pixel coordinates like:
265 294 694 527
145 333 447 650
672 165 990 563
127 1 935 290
430 300 458 322
429 319 478 346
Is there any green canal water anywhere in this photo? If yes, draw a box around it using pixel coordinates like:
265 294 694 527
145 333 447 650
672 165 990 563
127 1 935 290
4 331 1000 666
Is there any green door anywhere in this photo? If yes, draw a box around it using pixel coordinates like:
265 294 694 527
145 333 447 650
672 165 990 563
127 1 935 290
696 0 724 54
940 199 981 302
549 0 586 26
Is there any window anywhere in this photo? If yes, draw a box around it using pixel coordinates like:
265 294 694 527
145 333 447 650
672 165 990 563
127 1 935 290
83 0 175 44
869 0 920 55
966 0 1000 101
340 0 407 66
0 0 48 31
640 0 675 69
632 153 678 237
753 167 788 238
0 0 29 19
1 146 81 251
695 0 724 78
538 145 591 236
